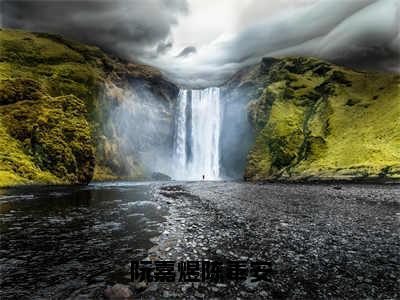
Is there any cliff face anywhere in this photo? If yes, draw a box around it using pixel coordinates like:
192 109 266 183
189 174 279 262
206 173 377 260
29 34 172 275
0 29 178 187
2 29 399 186
225 57 400 181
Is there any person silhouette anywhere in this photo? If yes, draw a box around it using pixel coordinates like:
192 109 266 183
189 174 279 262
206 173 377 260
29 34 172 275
202 175 205 180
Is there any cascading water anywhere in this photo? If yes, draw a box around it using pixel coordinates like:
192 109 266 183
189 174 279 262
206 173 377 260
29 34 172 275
173 90 188 178
173 87 222 180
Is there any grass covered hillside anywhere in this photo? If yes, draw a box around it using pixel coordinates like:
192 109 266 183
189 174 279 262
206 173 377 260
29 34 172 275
0 28 178 187
230 57 400 181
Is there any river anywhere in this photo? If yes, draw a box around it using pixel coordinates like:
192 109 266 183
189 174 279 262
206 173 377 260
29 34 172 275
0 181 169 299
1 181 399 299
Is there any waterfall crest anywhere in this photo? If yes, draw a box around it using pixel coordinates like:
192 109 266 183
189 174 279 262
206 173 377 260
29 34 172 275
173 87 221 180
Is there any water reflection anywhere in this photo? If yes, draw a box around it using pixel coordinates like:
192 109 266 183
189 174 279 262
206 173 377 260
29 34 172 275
0 182 167 299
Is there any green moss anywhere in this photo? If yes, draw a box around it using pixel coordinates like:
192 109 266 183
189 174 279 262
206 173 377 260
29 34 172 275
92 136 146 181
0 77 44 104
0 29 102 186
0 29 175 186
0 29 85 65
244 57 400 180
0 95 95 185
0 116 61 187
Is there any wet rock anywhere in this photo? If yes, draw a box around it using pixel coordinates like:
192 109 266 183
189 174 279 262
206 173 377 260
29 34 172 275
163 290 179 298
241 277 259 291
132 281 147 292
94 276 106 282
195 291 205 298
210 286 219 292
105 284 134 299
181 284 190 293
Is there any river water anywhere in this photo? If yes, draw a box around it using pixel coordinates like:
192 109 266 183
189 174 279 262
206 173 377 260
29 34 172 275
0 182 168 299
1 181 399 299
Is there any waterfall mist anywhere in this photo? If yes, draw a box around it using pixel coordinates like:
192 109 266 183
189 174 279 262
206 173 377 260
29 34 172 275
220 91 254 179
103 84 175 178
103 84 249 181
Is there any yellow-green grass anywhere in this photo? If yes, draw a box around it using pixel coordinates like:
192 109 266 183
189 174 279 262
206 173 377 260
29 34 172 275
0 95 95 187
0 28 169 186
0 115 60 187
245 57 400 180
0 29 103 186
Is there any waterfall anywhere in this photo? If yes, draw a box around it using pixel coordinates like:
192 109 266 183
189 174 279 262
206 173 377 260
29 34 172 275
173 90 188 179
173 87 222 180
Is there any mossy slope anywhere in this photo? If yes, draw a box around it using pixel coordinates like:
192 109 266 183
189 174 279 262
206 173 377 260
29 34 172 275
0 28 177 187
233 57 400 180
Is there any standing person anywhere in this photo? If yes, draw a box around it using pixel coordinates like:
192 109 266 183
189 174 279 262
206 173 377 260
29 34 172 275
202 175 205 180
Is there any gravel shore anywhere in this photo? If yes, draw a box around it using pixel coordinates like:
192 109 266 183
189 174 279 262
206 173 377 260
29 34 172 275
132 181 400 299
1 181 398 299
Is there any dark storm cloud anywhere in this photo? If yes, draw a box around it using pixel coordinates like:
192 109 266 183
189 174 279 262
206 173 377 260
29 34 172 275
0 0 188 60
204 0 399 70
156 41 173 56
176 46 196 58
162 0 400 87
0 0 398 86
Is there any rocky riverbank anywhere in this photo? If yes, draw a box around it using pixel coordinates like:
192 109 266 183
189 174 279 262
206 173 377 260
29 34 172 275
1 181 398 299
106 181 400 299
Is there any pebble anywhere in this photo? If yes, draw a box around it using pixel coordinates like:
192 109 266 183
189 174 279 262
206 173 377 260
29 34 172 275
105 284 133 299
195 291 205 298
43 182 397 300
132 281 147 292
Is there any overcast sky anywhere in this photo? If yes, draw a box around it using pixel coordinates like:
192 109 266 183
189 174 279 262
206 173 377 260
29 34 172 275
1 0 399 86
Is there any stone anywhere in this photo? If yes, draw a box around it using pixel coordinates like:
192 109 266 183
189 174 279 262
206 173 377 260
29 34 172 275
105 284 133 299
195 291 205 298
241 277 259 291
132 281 147 292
